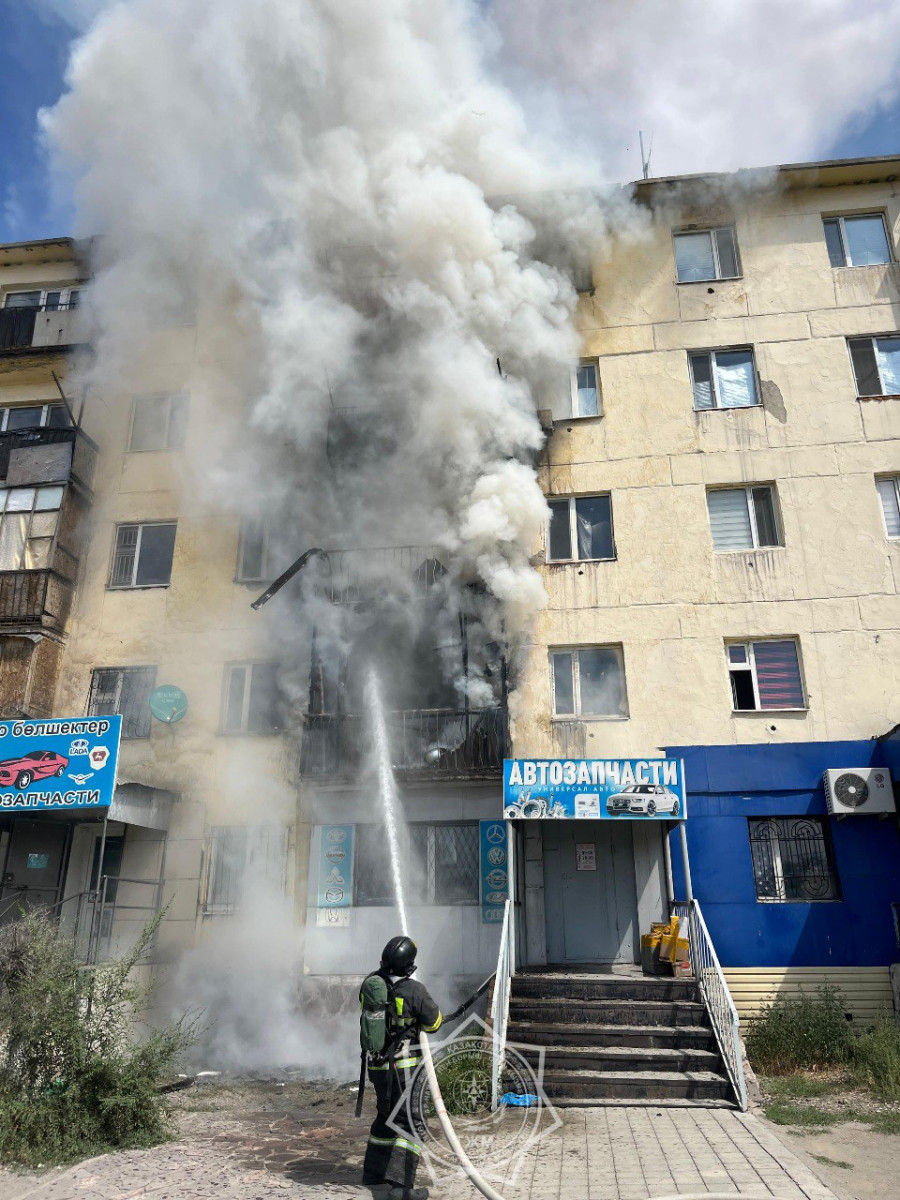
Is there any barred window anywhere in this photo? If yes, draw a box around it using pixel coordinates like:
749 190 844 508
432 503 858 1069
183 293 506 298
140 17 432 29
203 825 287 915
410 823 479 905
87 666 157 739
748 817 840 903
109 522 177 588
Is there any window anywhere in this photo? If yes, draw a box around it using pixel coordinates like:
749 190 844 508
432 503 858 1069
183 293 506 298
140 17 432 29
547 495 614 562
203 825 287 915
876 475 900 537
824 214 891 268
748 818 840 902
0 485 64 571
128 393 189 452
727 639 805 711
2 287 80 310
236 519 288 583
689 348 759 410
848 336 900 397
109 522 176 588
674 227 740 283
222 662 282 733
0 405 70 431
551 645 628 718
355 822 479 906
86 666 157 739
707 486 781 551
569 362 600 417
410 823 479 904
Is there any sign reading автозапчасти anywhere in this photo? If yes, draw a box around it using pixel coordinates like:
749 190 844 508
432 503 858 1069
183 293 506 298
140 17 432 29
503 758 686 820
0 716 122 812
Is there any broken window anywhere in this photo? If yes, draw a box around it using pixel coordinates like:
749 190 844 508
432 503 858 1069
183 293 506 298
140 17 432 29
128 392 190 452
109 522 177 588
87 666 157 739
222 662 283 734
0 486 63 571
748 817 840 902
689 348 759 410
202 825 287 915
707 486 781 551
674 227 740 283
877 475 900 538
547 494 614 561
550 646 628 718
569 362 600 417
848 336 900 397
727 640 805 711
824 214 891 268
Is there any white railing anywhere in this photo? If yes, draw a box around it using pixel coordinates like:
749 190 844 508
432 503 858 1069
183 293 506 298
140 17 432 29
490 898 515 1110
674 899 748 1111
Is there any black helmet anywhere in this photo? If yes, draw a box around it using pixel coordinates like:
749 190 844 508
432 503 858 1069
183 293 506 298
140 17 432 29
381 935 417 977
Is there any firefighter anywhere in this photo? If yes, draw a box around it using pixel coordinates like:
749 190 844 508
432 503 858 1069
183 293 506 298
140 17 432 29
361 935 442 1200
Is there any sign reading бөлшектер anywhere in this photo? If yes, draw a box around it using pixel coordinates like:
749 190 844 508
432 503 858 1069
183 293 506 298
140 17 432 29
0 716 122 812
503 758 686 820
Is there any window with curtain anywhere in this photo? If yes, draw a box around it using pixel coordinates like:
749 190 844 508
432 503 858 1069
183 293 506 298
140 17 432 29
0 486 64 572
876 476 900 537
689 348 759 410
848 336 900 397
824 214 891 268
727 640 805 711
547 495 614 561
707 486 781 551
674 227 740 282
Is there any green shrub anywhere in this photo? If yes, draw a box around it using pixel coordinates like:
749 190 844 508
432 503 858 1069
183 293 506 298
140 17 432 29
0 911 196 1166
746 985 851 1075
848 1014 900 1101
428 1037 492 1115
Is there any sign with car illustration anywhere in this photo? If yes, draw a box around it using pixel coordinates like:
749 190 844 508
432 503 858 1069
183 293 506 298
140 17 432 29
0 716 122 811
503 758 687 820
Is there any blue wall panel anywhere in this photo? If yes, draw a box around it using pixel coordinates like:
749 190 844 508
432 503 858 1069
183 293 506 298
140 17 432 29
666 741 900 968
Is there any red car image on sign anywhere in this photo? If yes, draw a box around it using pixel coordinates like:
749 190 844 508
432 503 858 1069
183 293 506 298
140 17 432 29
0 750 69 790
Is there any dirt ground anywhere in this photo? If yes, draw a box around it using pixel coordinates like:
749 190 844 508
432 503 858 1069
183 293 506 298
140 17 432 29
758 1071 900 1200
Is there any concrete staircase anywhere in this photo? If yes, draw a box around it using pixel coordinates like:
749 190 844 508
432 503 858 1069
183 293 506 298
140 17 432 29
507 966 735 1106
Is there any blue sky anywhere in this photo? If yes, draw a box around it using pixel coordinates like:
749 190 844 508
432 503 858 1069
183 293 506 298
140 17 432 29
2 0 900 244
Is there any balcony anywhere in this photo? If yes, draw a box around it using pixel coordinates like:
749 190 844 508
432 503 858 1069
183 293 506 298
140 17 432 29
319 545 448 604
0 425 96 495
300 705 507 780
0 570 74 632
0 303 87 355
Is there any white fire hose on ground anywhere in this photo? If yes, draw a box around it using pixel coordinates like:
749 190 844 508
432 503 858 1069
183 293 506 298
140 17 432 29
418 1033 793 1200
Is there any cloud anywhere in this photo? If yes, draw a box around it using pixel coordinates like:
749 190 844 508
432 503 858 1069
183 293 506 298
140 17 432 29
488 0 900 179
1 185 26 241
28 0 114 30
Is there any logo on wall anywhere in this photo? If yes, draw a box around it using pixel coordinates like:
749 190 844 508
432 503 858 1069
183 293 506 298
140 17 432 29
480 820 509 925
317 825 354 922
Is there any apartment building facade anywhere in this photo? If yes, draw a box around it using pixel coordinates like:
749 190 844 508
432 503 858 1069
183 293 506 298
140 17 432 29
2 154 900 1023
516 155 900 1018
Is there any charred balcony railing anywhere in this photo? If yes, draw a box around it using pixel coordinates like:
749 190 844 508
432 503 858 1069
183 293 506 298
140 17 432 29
301 705 507 779
0 303 85 354
0 570 74 631
320 546 447 603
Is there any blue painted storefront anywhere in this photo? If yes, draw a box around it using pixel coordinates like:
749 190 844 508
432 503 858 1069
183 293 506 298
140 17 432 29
666 740 900 969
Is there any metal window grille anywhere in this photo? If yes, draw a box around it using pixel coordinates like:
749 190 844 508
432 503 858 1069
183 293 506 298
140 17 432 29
203 824 287 915
410 822 479 905
87 666 157 739
109 523 177 588
748 817 840 902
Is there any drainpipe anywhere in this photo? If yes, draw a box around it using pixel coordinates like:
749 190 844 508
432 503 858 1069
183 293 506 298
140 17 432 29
678 820 693 905
663 822 675 912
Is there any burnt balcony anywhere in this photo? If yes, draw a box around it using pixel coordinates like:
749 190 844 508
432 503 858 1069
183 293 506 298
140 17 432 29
300 705 507 780
0 303 87 355
0 570 74 633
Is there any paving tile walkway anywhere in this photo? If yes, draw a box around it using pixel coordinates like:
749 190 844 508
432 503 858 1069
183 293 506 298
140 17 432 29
0 1105 839 1200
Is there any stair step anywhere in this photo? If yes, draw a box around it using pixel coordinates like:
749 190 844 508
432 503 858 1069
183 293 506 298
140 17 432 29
509 996 710 1027
522 1045 721 1073
539 1069 733 1103
507 1021 716 1050
514 972 698 1003
552 1097 737 1110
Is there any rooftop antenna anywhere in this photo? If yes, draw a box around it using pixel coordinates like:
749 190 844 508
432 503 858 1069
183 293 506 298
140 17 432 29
639 130 653 180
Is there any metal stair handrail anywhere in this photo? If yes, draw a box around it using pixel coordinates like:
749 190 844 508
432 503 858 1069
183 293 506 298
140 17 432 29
489 898 514 1110
674 899 748 1110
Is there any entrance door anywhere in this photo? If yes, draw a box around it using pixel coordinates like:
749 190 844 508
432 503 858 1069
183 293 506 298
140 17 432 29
0 819 69 922
542 821 638 964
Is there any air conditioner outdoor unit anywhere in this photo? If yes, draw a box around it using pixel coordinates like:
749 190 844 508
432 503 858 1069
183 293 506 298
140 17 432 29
824 767 895 816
